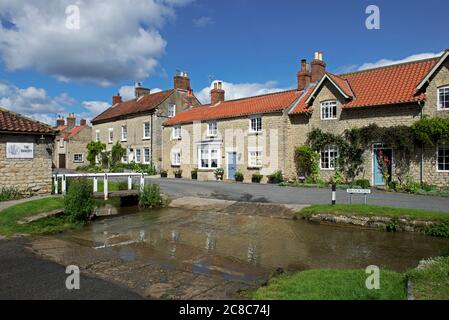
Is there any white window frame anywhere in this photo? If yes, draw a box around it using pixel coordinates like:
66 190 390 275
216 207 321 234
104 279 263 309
73 153 83 163
207 121 218 137
108 128 114 143
437 144 449 172
95 130 100 142
249 116 262 134
248 150 263 168
171 149 181 166
169 104 176 118
320 145 339 170
172 126 182 140
135 149 141 163
198 144 220 170
121 125 128 142
143 148 150 164
437 85 449 111
320 100 338 120
143 122 151 140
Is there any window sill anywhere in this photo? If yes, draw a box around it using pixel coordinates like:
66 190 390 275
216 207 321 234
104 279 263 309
247 166 263 169
248 131 263 135
171 164 181 167
436 170 449 173
142 137 151 141
320 118 338 121
320 168 335 171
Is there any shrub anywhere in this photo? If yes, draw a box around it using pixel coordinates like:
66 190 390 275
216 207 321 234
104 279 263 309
267 170 284 184
0 187 22 202
76 164 103 173
403 180 420 194
294 145 320 181
174 169 183 178
63 178 93 223
354 179 371 189
388 181 399 192
139 184 164 208
425 221 449 238
214 168 224 180
133 163 157 175
86 141 106 166
111 142 126 167
191 168 198 179
421 183 436 193
235 171 244 182
118 181 129 191
160 169 168 178
252 172 263 183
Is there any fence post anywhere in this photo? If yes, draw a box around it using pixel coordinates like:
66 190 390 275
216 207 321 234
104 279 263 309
140 173 145 192
128 175 132 190
104 173 108 201
54 174 58 194
331 183 336 205
62 175 67 195
93 176 98 193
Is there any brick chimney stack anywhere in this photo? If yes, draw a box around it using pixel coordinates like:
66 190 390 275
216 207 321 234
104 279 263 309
56 115 65 127
297 59 311 91
311 51 326 83
112 93 122 105
174 71 191 91
66 113 76 130
80 119 87 126
210 81 225 105
135 82 152 99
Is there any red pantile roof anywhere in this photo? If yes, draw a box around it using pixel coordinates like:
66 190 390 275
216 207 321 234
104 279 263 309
290 57 440 114
57 125 87 141
164 90 302 126
0 107 55 134
92 89 175 123
290 85 316 114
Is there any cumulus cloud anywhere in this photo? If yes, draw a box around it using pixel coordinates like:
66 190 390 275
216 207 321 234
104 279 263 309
0 0 193 86
195 80 292 104
337 51 444 74
194 16 214 28
82 101 111 118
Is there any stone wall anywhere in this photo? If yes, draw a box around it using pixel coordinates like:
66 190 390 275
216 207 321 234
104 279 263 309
0 134 54 195
54 127 92 170
162 112 287 182
92 90 190 171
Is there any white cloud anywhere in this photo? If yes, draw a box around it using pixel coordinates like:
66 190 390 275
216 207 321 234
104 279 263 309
195 80 292 104
194 16 214 28
82 101 111 117
337 52 444 73
0 0 193 86
0 82 74 118
118 86 136 101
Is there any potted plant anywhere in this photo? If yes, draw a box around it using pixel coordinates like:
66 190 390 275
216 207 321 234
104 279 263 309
267 170 284 184
235 171 244 182
252 172 263 183
214 168 224 181
160 169 168 178
191 168 198 180
174 169 183 179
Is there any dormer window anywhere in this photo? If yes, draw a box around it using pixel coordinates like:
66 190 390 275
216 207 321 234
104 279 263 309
438 86 449 110
321 100 337 120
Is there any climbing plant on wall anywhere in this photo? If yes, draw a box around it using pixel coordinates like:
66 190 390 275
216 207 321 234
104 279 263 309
412 117 449 145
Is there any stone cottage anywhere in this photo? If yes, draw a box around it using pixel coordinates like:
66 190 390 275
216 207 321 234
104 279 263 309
0 107 56 195
163 49 449 186
54 113 92 170
91 72 201 171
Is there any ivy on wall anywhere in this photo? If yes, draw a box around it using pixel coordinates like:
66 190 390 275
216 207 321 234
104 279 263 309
305 117 449 182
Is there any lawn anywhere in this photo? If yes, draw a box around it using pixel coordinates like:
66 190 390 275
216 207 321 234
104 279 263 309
407 256 449 300
298 204 449 221
252 269 407 300
0 197 82 236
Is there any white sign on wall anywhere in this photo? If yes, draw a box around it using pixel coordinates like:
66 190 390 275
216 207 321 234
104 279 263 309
6 143 34 159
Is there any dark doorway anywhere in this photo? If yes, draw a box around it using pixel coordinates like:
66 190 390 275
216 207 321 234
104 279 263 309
59 154 66 169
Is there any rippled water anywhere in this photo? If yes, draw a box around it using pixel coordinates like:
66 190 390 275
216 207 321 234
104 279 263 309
61 206 449 282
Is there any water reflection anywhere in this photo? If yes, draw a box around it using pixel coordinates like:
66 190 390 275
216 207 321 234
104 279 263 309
63 206 449 282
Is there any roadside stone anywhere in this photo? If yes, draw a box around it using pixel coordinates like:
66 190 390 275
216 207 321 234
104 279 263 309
18 209 64 225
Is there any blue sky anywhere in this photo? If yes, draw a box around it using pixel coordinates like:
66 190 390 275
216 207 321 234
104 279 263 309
0 0 448 124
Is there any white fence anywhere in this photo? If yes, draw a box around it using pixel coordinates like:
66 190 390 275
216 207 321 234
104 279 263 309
53 173 147 200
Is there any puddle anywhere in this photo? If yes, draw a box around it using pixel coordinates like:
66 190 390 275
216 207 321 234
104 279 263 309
60 205 449 284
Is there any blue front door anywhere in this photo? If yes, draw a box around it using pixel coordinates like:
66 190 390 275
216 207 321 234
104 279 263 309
227 152 237 179
373 148 393 186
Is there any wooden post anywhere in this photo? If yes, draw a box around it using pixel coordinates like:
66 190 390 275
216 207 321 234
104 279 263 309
140 173 145 192
104 173 108 200
62 175 67 195
128 175 132 190
93 176 98 193
54 175 58 194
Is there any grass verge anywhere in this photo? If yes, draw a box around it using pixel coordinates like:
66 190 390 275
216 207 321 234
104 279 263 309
298 204 449 221
407 256 449 300
252 269 407 300
0 197 83 237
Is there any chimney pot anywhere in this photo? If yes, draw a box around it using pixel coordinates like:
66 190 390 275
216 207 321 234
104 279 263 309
112 93 122 105
311 51 326 83
211 81 225 105
174 71 191 91
297 59 311 91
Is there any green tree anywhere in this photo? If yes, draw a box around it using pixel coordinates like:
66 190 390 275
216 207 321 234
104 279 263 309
86 141 106 166
111 142 126 166
294 145 319 181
